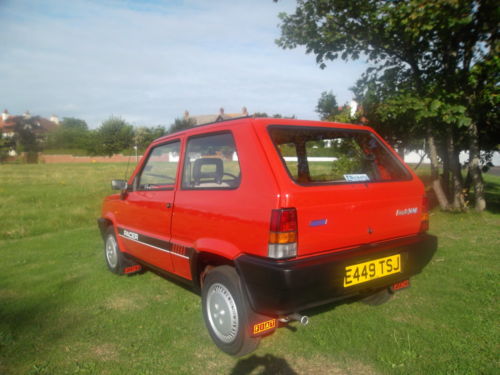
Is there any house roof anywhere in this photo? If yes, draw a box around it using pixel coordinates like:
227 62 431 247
0 114 59 133
189 113 246 126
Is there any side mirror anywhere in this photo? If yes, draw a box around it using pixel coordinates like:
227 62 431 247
111 179 128 191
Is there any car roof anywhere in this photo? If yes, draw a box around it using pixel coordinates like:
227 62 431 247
153 117 373 145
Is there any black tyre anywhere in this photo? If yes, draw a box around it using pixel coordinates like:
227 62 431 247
104 227 127 275
201 266 260 357
361 288 393 306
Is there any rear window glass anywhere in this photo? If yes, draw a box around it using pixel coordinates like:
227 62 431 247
268 126 410 184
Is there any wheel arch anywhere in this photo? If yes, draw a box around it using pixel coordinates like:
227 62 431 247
97 217 114 239
191 251 235 292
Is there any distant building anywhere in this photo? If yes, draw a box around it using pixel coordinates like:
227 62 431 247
184 107 250 126
0 109 60 156
0 109 60 136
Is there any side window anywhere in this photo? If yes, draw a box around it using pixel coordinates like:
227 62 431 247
182 132 241 189
136 141 180 190
277 143 298 179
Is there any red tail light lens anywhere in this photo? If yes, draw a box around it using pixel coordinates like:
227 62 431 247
268 208 298 259
270 208 297 233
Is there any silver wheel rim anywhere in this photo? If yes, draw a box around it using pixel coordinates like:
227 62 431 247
105 235 118 268
206 283 239 343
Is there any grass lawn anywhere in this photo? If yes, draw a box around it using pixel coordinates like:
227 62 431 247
0 163 499 374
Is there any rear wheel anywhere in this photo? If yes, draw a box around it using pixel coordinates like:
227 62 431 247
104 227 127 275
201 266 260 357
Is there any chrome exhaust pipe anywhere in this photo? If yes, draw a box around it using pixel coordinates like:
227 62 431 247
282 313 309 325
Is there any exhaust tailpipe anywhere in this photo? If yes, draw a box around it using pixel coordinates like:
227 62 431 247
284 313 309 325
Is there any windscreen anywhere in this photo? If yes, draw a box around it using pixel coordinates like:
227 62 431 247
268 126 411 184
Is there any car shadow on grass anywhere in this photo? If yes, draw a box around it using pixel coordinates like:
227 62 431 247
231 354 298 375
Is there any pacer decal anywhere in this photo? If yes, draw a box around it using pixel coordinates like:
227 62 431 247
117 227 193 260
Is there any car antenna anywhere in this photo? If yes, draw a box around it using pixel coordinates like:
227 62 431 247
124 149 133 182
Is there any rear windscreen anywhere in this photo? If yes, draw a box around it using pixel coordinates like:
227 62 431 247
268 126 411 184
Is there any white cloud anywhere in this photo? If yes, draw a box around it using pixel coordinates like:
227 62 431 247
0 0 368 128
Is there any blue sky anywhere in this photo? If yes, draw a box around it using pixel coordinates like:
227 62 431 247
0 0 368 128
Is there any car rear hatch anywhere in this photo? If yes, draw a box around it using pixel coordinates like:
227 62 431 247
264 123 425 257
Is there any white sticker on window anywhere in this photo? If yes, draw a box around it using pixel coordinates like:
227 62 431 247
344 174 370 182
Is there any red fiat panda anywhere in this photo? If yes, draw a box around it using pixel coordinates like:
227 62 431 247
98 117 437 356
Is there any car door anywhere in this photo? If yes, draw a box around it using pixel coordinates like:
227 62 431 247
116 140 181 272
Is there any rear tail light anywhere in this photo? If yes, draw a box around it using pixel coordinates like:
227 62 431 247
268 208 297 259
420 195 429 232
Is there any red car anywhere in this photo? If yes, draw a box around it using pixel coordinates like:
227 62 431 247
98 117 436 356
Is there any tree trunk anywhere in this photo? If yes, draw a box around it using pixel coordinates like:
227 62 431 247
397 146 405 160
468 121 486 211
426 129 449 210
446 129 466 211
441 143 450 198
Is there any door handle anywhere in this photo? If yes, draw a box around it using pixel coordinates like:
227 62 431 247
166 202 172 208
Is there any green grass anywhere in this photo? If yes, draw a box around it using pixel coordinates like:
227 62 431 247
0 164 499 374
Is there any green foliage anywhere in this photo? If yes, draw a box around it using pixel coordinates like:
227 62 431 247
330 155 362 180
61 117 88 131
252 112 296 119
316 91 339 120
253 112 269 117
278 0 499 145
278 0 498 210
7 116 45 163
44 116 168 157
89 117 134 156
331 106 360 124
315 91 361 124
46 117 89 150
134 126 167 150
168 117 196 134
0 135 13 161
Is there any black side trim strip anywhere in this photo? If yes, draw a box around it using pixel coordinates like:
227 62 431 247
117 226 195 260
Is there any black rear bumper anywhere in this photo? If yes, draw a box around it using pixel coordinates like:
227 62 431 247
235 234 437 316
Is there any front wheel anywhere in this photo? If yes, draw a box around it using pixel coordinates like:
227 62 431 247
201 266 260 357
104 227 127 275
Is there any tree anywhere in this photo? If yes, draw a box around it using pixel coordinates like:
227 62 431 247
277 0 499 211
134 126 167 150
252 112 296 119
0 135 13 162
315 91 339 120
91 117 134 156
6 116 44 163
46 117 89 150
168 117 196 134
315 91 361 124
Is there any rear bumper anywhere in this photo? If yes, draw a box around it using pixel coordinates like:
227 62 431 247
235 233 437 315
